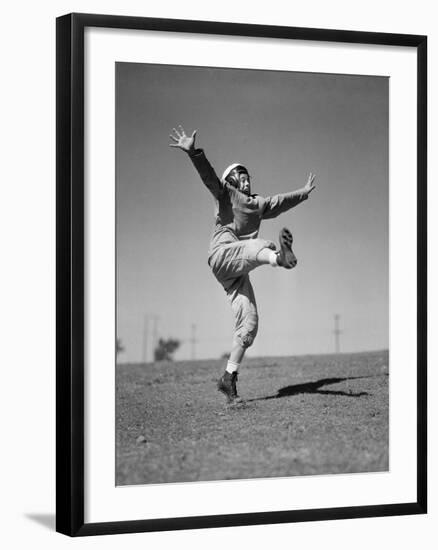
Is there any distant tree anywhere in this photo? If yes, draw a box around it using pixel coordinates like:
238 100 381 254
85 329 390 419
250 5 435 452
221 352 230 359
116 338 125 356
154 338 180 361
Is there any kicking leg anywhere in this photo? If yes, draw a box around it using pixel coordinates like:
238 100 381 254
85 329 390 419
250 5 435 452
210 238 277 283
211 229 297 286
256 228 298 269
255 247 280 266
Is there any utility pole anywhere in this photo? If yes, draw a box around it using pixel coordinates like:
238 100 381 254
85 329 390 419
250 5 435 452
142 315 149 363
151 315 159 361
333 314 342 354
190 323 198 360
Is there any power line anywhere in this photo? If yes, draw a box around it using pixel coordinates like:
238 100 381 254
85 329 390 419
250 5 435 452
142 315 149 363
141 314 160 363
151 315 159 361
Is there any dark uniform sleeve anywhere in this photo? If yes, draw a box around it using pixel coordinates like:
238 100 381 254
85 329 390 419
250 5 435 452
261 190 308 219
188 148 224 199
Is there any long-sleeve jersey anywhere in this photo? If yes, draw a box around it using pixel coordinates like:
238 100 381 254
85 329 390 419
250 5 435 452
189 148 308 256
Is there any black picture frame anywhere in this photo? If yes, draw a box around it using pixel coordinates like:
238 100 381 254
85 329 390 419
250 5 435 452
56 12 427 537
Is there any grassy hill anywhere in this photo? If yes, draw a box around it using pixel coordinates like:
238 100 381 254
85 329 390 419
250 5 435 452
116 350 389 485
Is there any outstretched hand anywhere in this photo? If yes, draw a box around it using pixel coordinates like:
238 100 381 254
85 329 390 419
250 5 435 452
169 126 197 153
303 173 316 196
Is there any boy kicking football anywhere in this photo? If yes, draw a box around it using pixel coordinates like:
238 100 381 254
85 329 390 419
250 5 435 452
170 126 316 403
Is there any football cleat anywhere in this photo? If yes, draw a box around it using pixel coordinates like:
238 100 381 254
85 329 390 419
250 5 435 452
276 227 297 269
217 371 242 403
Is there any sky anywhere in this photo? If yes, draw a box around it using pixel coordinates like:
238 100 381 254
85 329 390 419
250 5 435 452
116 62 388 363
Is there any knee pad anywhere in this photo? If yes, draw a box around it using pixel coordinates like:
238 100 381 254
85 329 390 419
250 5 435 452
238 330 256 348
236 312 258 349
229 274 259 349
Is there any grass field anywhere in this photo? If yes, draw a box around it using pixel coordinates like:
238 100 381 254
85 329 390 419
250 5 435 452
116 350 389 485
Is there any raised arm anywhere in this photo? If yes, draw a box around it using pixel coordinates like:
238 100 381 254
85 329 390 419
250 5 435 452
169 126 223 199
262 173 316 219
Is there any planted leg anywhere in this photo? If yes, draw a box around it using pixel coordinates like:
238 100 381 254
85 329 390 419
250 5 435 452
228 339 246 367
218 275 258 403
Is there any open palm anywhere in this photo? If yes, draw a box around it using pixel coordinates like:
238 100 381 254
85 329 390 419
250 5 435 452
304 172 316 195
169 126 197 153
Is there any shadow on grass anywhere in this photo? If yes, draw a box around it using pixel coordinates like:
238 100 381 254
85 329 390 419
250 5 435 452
248 376 372 402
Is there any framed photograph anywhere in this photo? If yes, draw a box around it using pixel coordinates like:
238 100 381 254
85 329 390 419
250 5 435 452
56 13 427 536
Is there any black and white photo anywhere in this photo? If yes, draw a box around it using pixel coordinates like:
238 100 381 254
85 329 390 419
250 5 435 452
116 63 389 485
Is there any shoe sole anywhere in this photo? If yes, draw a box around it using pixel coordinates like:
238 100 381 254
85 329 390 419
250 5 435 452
279 228 297 269
218 388 245 406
